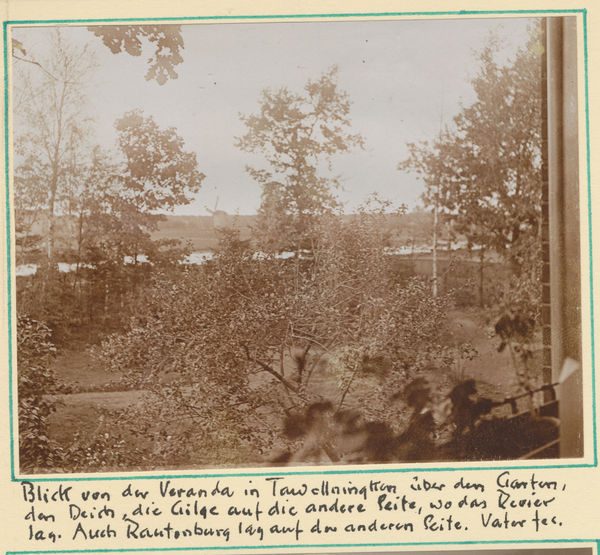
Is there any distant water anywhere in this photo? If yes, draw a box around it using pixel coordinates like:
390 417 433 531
15 252 215 277
15 245 458 277
16 262 76 277
185 252 214 264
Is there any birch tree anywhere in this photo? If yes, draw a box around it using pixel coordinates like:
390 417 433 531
13 28 98 262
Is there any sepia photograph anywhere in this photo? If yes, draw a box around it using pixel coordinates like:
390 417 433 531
9 14 585 474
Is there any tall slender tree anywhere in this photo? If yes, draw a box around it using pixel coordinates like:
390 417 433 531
399 27 543 304
236 66 363 253
13 28 98 262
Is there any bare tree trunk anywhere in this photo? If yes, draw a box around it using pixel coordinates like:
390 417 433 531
47 170 58 260
478 245 485 307
432 199 438 298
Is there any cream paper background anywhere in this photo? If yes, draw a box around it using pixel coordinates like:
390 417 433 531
0 0 598 553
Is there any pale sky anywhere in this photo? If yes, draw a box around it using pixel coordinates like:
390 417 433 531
12 17 535 216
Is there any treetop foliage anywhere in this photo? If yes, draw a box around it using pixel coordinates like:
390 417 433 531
237 66 362 177
237 66 363 171
237 66 364 252
87 26 184 85
115 109 205 213
13 25 184 86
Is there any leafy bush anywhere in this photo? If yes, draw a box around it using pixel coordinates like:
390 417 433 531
17 314 70 471
88 203 450 468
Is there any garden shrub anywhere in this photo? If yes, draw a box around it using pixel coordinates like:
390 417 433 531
17 314 70 471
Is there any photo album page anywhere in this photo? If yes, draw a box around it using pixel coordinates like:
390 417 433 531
1 2 598 555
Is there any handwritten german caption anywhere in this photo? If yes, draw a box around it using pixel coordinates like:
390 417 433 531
20 471 568 547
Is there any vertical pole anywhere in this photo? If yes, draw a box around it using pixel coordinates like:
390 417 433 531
432 183 438 298
432 100 445 299
547 16 582 458
547 17 565 386
541 18 553 397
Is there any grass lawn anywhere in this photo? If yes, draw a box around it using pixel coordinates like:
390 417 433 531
47 390 146 447
51 349 119 391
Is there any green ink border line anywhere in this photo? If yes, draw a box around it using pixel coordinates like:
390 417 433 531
0 7 590 25
583 8 597 464
3 0 14 488
3 8 595 483
5 539 600 555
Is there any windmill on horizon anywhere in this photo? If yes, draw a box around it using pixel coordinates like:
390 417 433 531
204 196 230 230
